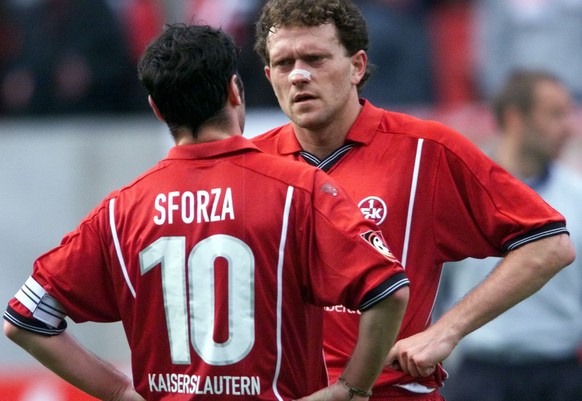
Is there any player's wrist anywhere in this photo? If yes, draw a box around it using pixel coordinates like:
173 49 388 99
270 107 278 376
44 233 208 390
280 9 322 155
337 376 372 400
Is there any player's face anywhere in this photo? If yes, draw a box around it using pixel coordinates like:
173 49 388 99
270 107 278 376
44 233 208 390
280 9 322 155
525 80 574 161
264 24 365 132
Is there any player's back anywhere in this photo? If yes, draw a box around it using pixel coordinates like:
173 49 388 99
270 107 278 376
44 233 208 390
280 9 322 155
7 136 404 400
99 137 400 400
104 139 329 399
2 138 316 400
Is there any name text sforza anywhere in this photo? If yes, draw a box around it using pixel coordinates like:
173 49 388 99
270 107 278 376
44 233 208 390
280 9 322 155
153 188 235 225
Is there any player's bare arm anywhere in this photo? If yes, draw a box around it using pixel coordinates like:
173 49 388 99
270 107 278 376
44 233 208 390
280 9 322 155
387 233 575 377
295 286 409 401
3 320 145 401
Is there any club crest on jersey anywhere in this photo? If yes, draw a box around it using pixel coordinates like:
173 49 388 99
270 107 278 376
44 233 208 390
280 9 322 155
358 196 387 225
360 230 396 261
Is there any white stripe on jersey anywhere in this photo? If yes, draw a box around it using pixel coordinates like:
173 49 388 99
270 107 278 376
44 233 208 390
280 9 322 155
402 138 424 268
109 198 137 298
400 138 439 390
15 276 66 328
271 186 294 401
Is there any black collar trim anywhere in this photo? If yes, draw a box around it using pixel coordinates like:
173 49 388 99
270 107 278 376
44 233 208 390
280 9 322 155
299 143 355 172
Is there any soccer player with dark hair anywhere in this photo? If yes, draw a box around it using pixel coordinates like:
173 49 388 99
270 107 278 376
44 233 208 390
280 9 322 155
4 23 410 401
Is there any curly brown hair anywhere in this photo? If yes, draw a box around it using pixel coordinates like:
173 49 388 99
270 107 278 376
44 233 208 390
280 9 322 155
254 0 373 90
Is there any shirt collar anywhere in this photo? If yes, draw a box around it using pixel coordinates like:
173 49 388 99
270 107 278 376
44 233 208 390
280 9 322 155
344 99 384 145
275 99 384 154
166 135 260 160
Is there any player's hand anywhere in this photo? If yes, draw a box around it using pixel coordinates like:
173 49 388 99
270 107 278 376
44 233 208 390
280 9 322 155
293 380 369 401
385 326 455 378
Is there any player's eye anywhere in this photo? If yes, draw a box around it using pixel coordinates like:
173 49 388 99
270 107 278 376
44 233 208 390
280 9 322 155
306 55 326 66
272 58 293 68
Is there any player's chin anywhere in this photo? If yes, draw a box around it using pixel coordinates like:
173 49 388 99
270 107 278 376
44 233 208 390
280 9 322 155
291 114 323 130
290 106 324 127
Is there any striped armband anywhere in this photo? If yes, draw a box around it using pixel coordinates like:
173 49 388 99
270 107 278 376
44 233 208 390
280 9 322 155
14 276 67 330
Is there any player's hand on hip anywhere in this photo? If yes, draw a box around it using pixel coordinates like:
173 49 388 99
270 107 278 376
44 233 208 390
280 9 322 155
385 326 455 378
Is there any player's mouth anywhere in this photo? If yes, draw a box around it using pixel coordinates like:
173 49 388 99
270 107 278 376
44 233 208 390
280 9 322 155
293 93 316 104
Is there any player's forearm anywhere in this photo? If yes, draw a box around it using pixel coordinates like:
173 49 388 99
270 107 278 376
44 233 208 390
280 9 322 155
341 286 409 392
386 233 575 378
4 320 143 401
436 233 575 342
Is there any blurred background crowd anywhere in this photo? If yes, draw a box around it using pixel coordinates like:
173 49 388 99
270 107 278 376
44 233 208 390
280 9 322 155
2 0 582 117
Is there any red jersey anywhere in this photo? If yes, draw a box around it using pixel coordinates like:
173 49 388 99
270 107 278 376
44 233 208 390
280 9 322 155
251 100 568 396
5 135 408 400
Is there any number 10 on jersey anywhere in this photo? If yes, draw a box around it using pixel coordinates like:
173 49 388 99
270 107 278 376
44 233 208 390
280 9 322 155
139 234 256 366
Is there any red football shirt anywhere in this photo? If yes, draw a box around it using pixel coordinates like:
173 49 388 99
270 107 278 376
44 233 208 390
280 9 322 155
5 135 408 400
252 100 568 395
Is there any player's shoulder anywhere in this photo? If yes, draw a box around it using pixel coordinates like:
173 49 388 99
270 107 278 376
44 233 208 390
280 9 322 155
248 149 321 185
244 149 338 203
251 124 287 141
376 107 482 159
379 108 460 141
249 124 290 152
93 160 169 211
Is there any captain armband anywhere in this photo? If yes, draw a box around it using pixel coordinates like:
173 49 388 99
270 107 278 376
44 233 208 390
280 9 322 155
15 276 67 329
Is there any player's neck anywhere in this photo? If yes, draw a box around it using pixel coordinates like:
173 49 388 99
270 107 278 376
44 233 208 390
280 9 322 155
176 129 239 145
293 101 362 160
294 127 347 160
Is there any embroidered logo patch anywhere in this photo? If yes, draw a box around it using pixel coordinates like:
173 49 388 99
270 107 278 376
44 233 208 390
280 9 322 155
360 230 397 261
358 196 387 225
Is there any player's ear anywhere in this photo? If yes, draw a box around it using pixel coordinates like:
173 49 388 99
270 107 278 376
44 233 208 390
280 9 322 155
264 65 272 82
148 96 166 123
350 50 367 86
228 74 244 106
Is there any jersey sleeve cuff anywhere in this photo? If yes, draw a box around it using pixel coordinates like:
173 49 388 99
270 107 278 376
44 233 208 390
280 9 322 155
4 305 67 336
504 222 569 252
358 272 409 311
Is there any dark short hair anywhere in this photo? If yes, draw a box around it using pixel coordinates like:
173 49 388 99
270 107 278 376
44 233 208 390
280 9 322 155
493 69 562 128
254 0 373 91
138 23 242 135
